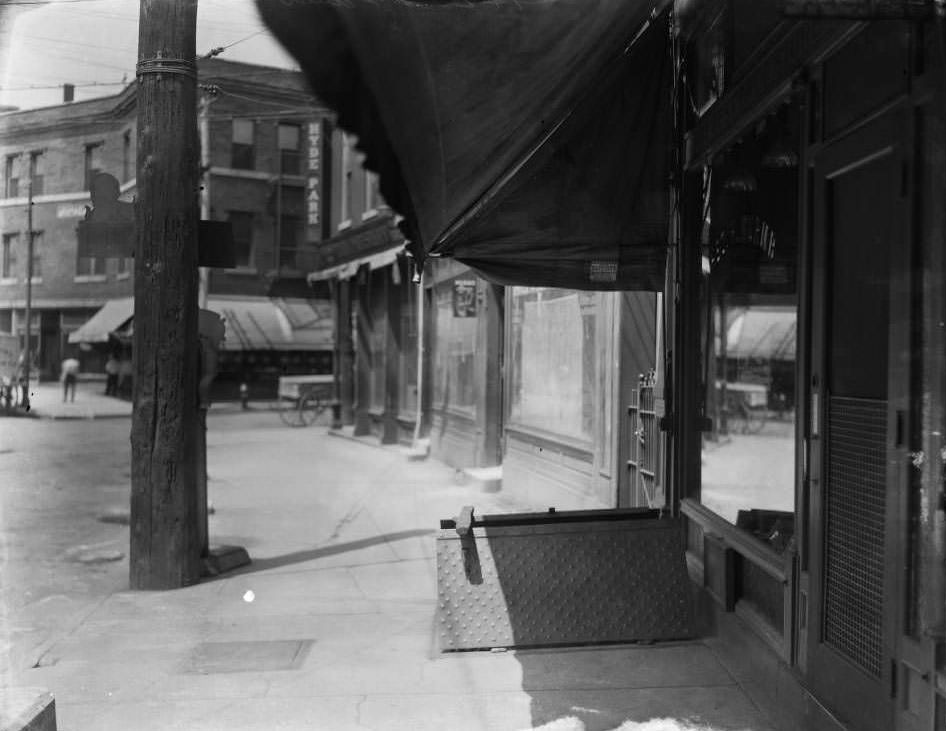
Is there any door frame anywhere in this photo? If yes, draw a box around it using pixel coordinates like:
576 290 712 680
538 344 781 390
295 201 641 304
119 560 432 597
806 104 912 731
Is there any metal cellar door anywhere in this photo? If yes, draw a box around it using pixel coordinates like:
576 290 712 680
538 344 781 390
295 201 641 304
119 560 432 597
807 109 908 731
436 507 692 651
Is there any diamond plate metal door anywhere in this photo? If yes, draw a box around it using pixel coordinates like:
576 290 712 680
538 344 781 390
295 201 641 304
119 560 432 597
436 510 692 651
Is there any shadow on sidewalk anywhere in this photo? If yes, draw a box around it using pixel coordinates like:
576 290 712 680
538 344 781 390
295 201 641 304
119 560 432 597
515 645 756 731
223 529 436 576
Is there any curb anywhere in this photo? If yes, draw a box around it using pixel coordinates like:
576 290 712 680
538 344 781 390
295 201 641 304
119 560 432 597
34 411 131 421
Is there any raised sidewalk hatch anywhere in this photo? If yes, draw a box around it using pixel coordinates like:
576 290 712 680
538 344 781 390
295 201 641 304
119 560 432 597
437 506 692 651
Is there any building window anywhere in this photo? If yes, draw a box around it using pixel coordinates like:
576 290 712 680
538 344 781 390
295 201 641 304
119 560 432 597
4 155 19 199
122 130 132 182
279 215 303 270
76 257 106 277
277 123 301 175
432 278 478 416
363 171 381 218
28 231 41 280
0 310 11 333
507 287 602 441
228 211 254 268
1 233 17 279
231 119 255 170
84 142 103 190
339 132 352 228
28 151 44 196
115 255 130 276
695 107 800 554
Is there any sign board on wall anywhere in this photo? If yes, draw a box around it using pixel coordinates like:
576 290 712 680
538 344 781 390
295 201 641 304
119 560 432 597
307 119 323 242
452 279 477 318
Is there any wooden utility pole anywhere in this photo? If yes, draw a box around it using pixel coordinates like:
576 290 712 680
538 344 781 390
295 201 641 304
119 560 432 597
130 0 201 589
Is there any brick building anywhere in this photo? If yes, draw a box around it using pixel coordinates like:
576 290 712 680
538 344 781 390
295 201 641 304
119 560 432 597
0 59 334 389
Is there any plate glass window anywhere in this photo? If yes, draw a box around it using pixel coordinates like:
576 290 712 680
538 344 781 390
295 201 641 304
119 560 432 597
508 287 603 442
697 104 800 554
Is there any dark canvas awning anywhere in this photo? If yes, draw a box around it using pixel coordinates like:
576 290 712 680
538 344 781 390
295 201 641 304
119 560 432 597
257 0 672 291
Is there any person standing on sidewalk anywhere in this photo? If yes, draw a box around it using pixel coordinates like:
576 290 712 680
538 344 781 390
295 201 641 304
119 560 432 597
104 354 119 396
60 353 80 403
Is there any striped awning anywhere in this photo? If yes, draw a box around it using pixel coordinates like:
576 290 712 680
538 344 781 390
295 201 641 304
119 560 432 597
307 247 400 283
68 296 333 351
67 297 134 344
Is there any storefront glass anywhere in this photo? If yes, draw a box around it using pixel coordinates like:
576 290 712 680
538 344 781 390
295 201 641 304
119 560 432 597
432 278 477 415
508 287 600 442
698 104 799 553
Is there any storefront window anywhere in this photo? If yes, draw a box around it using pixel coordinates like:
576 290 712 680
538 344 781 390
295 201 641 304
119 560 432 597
432 278 477 415
698 103 799 553
508 287 600 442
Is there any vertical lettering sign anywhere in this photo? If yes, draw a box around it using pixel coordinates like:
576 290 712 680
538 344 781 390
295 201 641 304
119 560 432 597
307 120 323 241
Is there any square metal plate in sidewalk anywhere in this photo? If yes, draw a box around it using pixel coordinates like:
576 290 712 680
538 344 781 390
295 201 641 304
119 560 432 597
182 640 314 674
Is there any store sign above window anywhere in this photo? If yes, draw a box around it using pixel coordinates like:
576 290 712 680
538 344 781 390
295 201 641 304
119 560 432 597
782 0 934 18
452 279 477 318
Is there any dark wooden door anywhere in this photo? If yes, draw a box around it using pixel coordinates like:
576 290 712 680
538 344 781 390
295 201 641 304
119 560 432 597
808 109 909 731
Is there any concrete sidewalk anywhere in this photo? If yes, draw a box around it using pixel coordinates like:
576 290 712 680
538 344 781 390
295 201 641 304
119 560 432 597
12 417 777 731
24 380 280 420
25 380 131 420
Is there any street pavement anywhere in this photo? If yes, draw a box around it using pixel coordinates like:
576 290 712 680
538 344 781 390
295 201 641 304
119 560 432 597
0 406 778 731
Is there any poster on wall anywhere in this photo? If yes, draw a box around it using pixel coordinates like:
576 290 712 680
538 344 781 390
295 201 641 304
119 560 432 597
452 279 477 317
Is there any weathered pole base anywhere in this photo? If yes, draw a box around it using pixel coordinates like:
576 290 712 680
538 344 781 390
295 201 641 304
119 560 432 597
200 545 251 578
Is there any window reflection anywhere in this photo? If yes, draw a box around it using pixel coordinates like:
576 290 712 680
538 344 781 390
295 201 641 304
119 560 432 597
699 102 799 554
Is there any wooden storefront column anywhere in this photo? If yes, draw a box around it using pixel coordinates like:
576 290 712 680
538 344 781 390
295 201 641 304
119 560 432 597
353 267 372 436
335 277 355 426
381 264 400 444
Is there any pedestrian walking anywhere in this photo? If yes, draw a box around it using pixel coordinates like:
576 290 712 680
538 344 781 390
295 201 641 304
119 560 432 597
61 353 80 403
104 354 119 396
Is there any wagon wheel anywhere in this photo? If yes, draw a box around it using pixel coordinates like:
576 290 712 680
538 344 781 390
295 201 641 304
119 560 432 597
298 393 324 426
278 396 304 427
